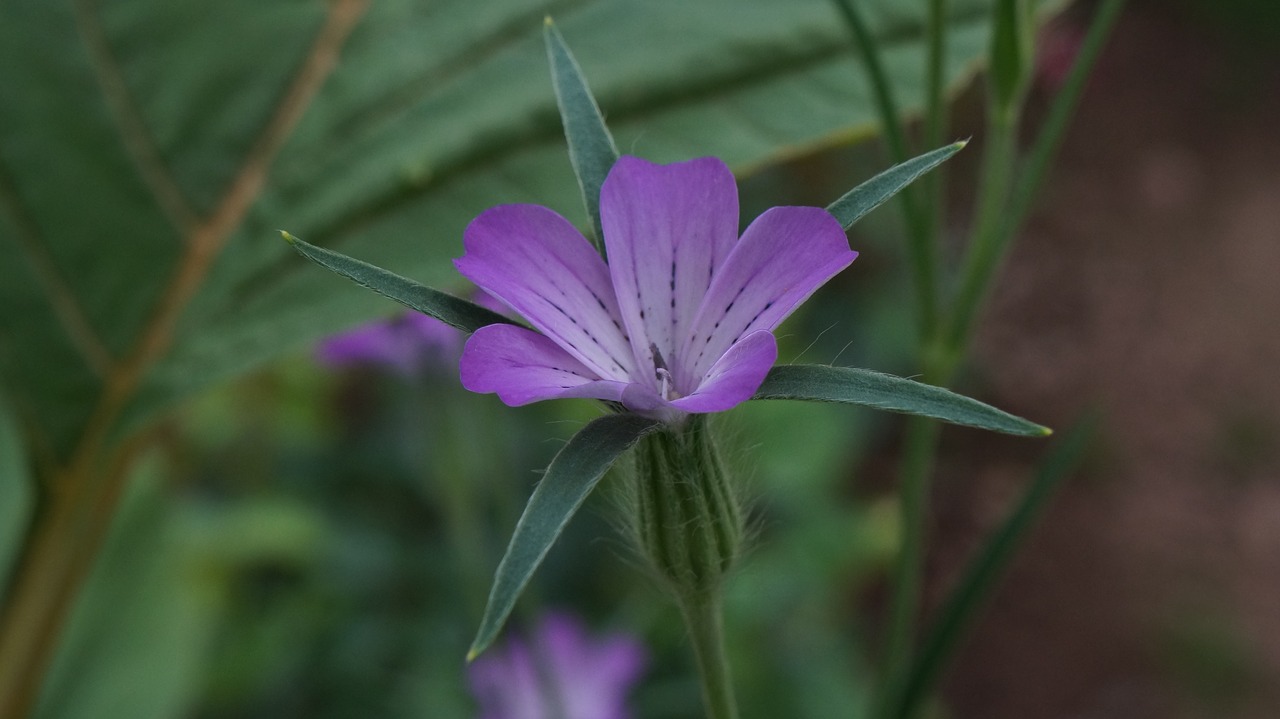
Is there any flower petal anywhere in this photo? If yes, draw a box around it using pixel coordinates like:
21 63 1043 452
600 156 739 392
460 324 631 406
455 204 636 381
681 206 855 381
670 330 777 413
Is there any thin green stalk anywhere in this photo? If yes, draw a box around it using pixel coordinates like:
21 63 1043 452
945 0 1126 357
921 0 949 249
886 416 1097 719
830 0 939 339
874 414 941 718
1005 0 1127 239
943 106 1020 356
679 590 739 719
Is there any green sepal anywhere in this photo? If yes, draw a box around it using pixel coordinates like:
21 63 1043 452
467 413 660 660
630 416 743 598
282 231 518 334
825 143 965 230
751 364 1049 437
544 18 619 254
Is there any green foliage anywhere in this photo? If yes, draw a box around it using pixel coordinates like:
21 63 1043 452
282 232 517 333
825 142 966 230
469 413 660 660
36 461 223 719
0 390 31 595
544 18 618 251
0 0 1007 462
988 0 1034 116
752 364 1050 437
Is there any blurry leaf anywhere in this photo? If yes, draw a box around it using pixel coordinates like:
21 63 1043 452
0 0 1026 464
469 413 659 660
825 142 965 230
988 0 1034 115
545 18 618 252
36 457 222 719
283 232 517 333
887 414 1097 719
0 389 32 595
752 364 1050 437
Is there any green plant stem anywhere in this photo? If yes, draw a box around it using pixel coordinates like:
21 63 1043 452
831 0 939 340
1004 0 1127 243
679 590 739 719
874 413 941 718
946 0 1127 359
873 4 1127 718
921 0 949 248
944 105 1021 356
886 415 1096 719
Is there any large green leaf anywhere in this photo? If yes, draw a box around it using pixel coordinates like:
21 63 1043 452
0 389 32 595
752 364 1050 437
0 0 1013 461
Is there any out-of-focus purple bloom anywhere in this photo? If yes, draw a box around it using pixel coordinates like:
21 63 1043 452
315 311 462 377
468 612 647 719
455 155 856 422
1037 22 1086 90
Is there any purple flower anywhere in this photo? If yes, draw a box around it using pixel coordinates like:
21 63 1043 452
455 156 856 421
468 612 648 719
315 311 462 377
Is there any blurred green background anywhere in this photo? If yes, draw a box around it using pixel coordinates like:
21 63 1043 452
2 0 1279 717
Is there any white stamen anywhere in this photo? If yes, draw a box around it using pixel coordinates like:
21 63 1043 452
656 367 674 400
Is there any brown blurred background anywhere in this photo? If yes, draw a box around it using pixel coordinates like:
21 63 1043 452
929 1 1280 716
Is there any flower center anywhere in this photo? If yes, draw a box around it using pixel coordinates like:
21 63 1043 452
650 343 683 401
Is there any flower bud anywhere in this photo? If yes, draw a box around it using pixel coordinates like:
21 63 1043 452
629 416 743 597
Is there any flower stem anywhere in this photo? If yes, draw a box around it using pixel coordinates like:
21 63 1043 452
874 413 941 718
678 590 739 719
831 0 939 340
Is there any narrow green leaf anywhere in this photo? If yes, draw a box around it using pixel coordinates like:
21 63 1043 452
888 414 1097 719
751 364 1048 437
544 18 619 254
282 232 517 334
825 143 965 231
0 389 33 596
468 413 660 660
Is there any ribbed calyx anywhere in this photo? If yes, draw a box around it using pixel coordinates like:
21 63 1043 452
630 416 743 597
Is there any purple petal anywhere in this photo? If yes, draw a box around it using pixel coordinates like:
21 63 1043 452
600 156 739 393
455 204 636 382
315 321 412 374
469 637 544 719
681 206 855 381
670 330 777 413
460 324 631 406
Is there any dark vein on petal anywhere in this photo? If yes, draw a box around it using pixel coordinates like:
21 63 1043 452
72 0 198 233
0 160 114 378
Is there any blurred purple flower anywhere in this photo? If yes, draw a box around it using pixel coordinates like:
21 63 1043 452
315 311 462 377
468 612 647 719
1037 22 1087 90
455 155 855 422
